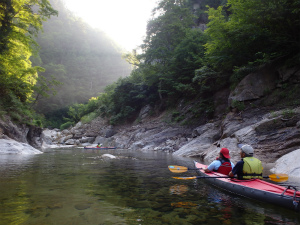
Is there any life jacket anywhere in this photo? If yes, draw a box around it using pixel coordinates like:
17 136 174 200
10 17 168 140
217 158 232 175
242 157 263 179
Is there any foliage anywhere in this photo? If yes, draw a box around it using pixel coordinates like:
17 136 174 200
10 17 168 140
3 0 299 129
193 66 229 97
139 0 197 102
205 0 300 72
60 121 74 130
0 0 57 125
96 76 159 124
282 109 295 119
81 112 98 124
63 97 101 124
62 0 300 127
231 100 245 111
167 29 208 99
43 106 69 128
171 111 184 122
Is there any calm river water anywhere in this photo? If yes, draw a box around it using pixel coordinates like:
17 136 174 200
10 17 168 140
0 148 299 225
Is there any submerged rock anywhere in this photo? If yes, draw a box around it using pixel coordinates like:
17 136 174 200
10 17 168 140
74 203 92 210
101 154 117 159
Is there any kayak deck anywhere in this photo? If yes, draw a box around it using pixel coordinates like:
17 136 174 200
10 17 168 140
194 161 300 211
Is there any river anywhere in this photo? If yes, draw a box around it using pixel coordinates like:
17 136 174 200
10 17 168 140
0 148 299 225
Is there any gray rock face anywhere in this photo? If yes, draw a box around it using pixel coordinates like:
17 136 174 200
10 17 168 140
174 122 221 157
139 105 153 120
80 136 95 143
174 107 300 172
0 116 28 143
270 149 300 178
0 139 42 154
39 106 299 173
228 65 279 106
105 126 116 138
278 66 300 82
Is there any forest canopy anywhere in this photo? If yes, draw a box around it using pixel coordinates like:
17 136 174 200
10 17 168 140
1 0 299 129
73 0 299 127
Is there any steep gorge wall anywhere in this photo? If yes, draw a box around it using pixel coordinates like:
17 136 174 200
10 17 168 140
0 116 42 149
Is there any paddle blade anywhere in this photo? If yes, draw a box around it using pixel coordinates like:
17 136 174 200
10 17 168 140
169 165 188 173
268 174 289 182
173 176 197 180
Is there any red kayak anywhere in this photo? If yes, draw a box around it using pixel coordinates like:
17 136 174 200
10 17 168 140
194 161 300 211
84 146 116 149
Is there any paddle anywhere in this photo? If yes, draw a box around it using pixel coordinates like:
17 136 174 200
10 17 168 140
169 165 289 182
168 165 199 173
173 174 289 182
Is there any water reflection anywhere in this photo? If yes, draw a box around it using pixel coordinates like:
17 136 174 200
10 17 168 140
0 149 299 225
170 201 198 208
169 184 188 195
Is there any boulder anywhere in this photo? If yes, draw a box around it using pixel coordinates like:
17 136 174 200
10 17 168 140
270 149 300 178
105 126 117 138
228 65 279 106
101 154 117 159
59 134 73 143
0 139 42 154
41 128 61 144
139 105 153 120
174 122 221 157
65 139 76 145
80 136 95 143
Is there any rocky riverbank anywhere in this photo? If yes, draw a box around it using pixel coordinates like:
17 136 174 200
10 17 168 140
2 104 299 177
0 64 299 178
38 105 300 177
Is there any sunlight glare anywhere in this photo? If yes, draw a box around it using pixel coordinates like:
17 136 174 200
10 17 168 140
63 0 157 51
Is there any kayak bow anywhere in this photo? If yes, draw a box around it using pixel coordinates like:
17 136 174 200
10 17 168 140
190 161 300 211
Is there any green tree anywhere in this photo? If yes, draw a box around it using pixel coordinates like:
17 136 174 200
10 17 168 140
140 0 196 104
0 0 57 124
205 0 300 72
169 29 208 98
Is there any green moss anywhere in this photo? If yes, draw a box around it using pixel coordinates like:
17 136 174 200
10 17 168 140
282 109 295 119
60 121 74 130
232 100 245 111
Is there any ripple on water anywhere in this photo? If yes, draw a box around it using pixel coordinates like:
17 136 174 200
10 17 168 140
0 149 300 225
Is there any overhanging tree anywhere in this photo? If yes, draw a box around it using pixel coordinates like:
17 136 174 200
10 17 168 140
0 0 57 123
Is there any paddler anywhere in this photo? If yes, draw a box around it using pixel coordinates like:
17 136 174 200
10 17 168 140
96 143 102 148
204 148 235 175
229 144 263 179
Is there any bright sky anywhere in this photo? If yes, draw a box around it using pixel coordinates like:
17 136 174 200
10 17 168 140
63 0 158 52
